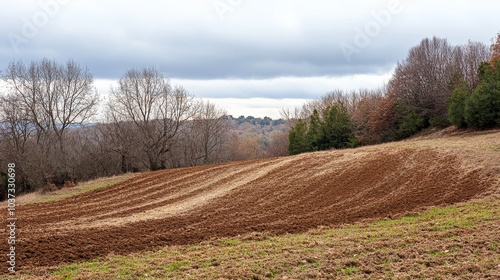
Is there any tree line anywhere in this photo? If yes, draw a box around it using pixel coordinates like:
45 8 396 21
287 34 500 155
0 64 288 198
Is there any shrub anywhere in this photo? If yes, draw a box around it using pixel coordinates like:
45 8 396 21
42 183 58 194
63 181 77 188
395 101 426 139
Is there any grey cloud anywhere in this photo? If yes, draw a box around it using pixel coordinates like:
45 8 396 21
1 0 499 82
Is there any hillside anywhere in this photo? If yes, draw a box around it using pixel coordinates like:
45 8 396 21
3 129 500 275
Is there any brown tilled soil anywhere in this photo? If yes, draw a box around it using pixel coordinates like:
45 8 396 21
2 129 499 272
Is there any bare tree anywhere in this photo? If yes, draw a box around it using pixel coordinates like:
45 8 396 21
2 59 98 146
266 130 289 157
455 41 491 92
182 101 231 165
1 58 98 188
93 121 143 173
389 37 458 125
389 37 492 127
280 107 302 128
108 67 195 170
233 133 266 161
0 93 33 155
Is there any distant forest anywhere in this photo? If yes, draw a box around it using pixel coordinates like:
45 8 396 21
1 32 499 198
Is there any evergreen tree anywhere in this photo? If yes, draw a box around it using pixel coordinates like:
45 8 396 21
448 81 470 128
464 61 500 127
306 109 321 151
288 119 309 155
318 102 354 150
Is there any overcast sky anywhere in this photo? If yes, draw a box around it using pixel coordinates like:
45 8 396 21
1 0 499 118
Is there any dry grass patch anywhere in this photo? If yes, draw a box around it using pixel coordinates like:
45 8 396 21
8 173 135 206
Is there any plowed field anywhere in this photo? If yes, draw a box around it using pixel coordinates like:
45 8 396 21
3 129 499 272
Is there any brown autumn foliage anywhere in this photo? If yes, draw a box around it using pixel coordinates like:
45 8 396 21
351 94 383 145
233 133 266 161
366 95 400 144
491 32 500 65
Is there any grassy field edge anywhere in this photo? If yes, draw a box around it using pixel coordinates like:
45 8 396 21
7 173 136 206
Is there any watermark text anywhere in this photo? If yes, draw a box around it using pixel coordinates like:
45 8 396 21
340 0 406 62
213 0 243 21
6 163 16 273
7 0 71 53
